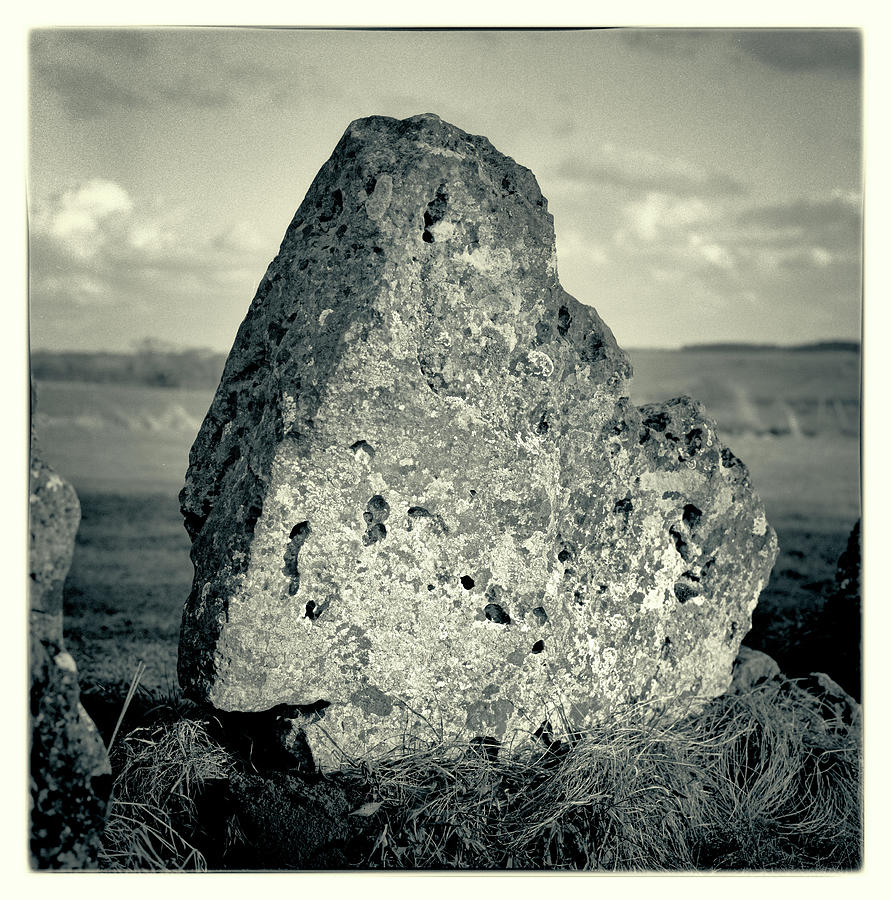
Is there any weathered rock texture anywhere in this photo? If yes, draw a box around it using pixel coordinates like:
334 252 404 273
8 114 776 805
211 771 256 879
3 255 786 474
179 113 778 769
30 383 111 867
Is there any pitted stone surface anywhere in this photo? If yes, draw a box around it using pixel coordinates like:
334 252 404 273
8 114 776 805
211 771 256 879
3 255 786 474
178 113 778 769
30 383 110 868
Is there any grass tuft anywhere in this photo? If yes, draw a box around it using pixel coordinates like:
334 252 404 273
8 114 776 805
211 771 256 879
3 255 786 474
340 678 861 870
97 677 860 871
98 697 237 871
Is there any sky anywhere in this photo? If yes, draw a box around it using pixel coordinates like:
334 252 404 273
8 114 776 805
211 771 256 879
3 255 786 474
27 27 863 352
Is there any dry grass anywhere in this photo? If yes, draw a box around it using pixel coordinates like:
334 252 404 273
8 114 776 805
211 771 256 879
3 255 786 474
97 677 861 871
99 702 237 871
343 678 861 870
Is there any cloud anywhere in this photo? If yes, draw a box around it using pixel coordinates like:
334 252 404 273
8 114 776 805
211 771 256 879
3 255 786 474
617 30 712 59
33 61 150 119
686 233 735 271
31 179 133 259
64 28 154 60
731 191 862 276
735 190 861 238
736 30 861 76
556 144 745 198
616 192 714 243
601 186 862 321
619 28 861 78
31 30 237 119
30 178 268 308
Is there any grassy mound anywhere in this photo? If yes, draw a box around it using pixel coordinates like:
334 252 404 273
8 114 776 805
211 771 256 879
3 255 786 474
96 677 861 871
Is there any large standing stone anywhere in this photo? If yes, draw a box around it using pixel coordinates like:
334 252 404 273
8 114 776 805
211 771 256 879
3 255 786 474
179 114 778 769
30 383 111 868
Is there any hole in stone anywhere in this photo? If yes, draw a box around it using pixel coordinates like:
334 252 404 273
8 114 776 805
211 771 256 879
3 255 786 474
408 506 431 518
685 428 704 455
484 603 510 624
721 447 740 468
669 526 690 562
245 502 264 537
643 411 671 432
422 230 434 243
614 496 633 517
318 188 344 223
283 522 311 594
682 504 702 530
304 600 318 620
460 575 475 590
660 636 672 659
673 582 699 604
557 305 572 336
350 439 375 458
363 523 387 546
289 521 311 540
267 321 286 346
532 606 548 625
365 495 390 524
531 640 545 654
557 548 574 564
427 584 435 591
365 175 377 195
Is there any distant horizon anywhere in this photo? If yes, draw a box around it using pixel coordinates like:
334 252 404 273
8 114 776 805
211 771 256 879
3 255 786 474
29 336 862 357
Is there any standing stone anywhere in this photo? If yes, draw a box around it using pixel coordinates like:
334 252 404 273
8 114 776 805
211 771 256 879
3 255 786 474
179 114 778 769
815 519 861 700
30 383 111 868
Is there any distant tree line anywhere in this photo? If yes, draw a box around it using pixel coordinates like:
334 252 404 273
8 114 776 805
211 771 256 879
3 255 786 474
31 346 227 389
31 339 861 389
680 340 860 353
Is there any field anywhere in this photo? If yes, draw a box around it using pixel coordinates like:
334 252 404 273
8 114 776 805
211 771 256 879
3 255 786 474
34 347 860 702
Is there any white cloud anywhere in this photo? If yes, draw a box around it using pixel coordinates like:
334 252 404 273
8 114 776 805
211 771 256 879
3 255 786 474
34 179 133 259
687 233 735 270
30 178 271 311
810 246 834 268
617 192 712 244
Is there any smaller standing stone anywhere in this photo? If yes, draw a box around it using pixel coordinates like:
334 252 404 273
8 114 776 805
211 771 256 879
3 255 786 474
29 383 111 869
815 519 861 700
